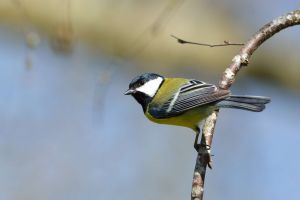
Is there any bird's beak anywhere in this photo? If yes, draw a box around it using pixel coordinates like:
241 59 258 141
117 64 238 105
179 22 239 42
124 89 135 95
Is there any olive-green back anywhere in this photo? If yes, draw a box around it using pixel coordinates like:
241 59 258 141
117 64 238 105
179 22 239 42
150 78 189 105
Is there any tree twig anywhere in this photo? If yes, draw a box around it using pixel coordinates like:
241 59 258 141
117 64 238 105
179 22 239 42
191 9 300 200
171 35 244 47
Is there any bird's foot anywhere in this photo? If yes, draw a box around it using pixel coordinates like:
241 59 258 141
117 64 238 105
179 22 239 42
193 130 213 169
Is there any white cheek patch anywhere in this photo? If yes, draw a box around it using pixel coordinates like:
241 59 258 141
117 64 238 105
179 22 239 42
136 77 163 97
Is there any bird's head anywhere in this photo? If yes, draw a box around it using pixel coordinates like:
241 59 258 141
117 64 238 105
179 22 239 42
124 73 164 111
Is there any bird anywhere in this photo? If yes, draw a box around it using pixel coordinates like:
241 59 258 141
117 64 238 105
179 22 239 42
124 73 270 150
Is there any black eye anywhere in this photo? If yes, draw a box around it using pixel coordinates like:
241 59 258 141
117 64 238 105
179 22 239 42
138 80 144 86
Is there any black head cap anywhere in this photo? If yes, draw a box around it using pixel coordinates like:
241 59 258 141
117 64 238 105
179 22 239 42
125 73 164 112
128 73 164 90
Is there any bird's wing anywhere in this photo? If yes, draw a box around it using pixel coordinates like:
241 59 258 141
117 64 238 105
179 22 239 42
148 80 230 118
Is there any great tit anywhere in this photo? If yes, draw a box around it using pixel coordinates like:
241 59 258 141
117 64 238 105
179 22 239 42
125 73 270 149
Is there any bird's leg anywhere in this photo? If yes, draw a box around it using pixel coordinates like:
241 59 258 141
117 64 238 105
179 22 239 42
194 130 211 151
193 127 201 151
194 126 213 169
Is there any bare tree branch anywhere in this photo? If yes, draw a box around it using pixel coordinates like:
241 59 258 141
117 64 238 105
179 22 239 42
171 35 244 47
191 9 300 200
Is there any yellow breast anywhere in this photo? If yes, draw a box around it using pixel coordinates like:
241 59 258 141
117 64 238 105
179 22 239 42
145 106 215 131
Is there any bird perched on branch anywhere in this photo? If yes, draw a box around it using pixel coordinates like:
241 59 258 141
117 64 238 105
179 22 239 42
125 73 270 150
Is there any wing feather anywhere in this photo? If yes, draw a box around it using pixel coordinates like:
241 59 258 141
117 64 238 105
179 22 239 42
148 79 230 118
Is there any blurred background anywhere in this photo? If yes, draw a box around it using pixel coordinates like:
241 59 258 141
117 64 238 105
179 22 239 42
0 0 299 200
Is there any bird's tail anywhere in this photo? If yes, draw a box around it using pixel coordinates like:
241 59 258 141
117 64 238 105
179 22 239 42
216 95 271 112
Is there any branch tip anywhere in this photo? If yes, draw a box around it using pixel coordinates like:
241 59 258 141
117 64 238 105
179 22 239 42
171 34 244 47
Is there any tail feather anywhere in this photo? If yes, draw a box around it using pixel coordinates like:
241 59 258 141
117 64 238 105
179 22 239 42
226 95 271 104
217 95 270 112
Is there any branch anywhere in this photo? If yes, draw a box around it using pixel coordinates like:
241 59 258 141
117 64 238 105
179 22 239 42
171 35 244 47
191 9 300 200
